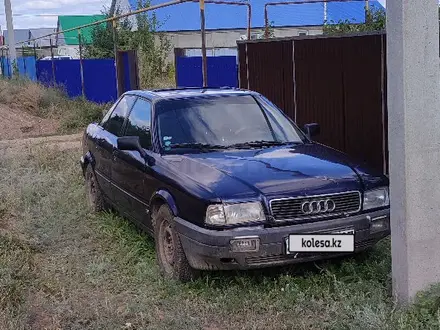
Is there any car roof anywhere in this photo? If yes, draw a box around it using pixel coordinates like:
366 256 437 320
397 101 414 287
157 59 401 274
124 87 254 101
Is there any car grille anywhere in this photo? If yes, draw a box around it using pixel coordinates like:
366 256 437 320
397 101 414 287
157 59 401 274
269 191 361 222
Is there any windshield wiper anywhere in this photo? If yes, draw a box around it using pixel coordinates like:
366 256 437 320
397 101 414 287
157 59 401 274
168 143 229 152
229 140 300 149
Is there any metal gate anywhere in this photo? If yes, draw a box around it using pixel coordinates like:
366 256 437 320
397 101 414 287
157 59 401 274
238 32 387 172
175 55 238 88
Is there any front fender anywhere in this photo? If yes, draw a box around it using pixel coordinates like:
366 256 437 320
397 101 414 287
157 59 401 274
150 189 179 216
80 151 95 176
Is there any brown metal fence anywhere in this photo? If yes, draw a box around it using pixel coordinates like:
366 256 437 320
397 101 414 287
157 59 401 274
239 40 295 119
238 32 387 173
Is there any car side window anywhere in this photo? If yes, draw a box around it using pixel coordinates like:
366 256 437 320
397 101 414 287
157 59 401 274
101 95 136 136
124 98 152 149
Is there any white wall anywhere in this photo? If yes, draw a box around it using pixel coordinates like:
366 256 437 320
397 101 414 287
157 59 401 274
57 45 80 59
159 26 323 62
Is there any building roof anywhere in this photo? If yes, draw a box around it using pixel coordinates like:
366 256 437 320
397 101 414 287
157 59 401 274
2 29 31 45
127 0 384 31
1 28 57 48
30 28 57 47
57 15 106 45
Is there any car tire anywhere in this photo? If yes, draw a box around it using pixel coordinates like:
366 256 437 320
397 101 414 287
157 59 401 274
154 204 198 282
85 164 106 213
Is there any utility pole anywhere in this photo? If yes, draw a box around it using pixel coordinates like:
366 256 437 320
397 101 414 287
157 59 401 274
323 0 328 24
199 0 208 87
387 0 440 302
4 0 17 76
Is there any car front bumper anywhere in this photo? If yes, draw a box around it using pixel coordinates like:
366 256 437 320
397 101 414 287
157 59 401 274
174 209 390 270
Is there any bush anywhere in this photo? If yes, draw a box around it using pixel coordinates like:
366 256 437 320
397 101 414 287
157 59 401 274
60 98 109 133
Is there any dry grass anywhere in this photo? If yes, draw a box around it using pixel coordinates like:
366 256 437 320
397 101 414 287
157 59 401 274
1 145 440 329
0 76 178 138
0 79 64 118
0 79 107 134
141 74 176 90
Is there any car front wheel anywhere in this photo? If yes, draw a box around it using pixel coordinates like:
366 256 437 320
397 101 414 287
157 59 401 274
154 204 198 282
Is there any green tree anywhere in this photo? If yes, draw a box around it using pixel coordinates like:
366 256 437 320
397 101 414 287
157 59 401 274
264 20 276 39
84 0 171 88
130 0 171 88
84 14 132 59
323 6 386 35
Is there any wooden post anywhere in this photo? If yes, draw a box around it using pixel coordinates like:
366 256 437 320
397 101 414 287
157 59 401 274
112 19 121 97
78 30 86 98
49 37 56 86
1 48 4 78
22 45 26 77
33 43 38 81
264 4 269 39
199 0 208 87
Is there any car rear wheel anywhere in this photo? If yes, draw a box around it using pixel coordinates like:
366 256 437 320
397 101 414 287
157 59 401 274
154 204 198 282
85 165 106 213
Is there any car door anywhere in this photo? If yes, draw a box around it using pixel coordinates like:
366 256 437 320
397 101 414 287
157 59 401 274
94 94 136 202
111 97 157 230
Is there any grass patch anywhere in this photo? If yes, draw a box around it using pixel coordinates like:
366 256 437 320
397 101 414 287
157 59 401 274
58 98 107 133
0 235 34 310
0 146 440 329
0 78 107 134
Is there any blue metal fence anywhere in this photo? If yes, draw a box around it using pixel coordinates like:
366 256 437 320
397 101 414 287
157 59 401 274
37 60 82 97
1 56 37 80
1 54 134 104
36 59 119 103
176 56 238 88
83 60 118 103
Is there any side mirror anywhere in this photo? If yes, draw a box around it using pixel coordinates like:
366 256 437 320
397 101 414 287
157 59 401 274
117 136 155 166
303 123 320 139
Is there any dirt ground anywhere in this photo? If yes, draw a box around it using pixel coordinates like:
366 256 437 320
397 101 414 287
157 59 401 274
0 133 82 158
0 104 59 141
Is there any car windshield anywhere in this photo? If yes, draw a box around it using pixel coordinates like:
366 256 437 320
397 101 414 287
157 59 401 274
155 94 305 151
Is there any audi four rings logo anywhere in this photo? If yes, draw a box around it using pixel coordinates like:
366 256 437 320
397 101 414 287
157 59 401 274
301 199 336 214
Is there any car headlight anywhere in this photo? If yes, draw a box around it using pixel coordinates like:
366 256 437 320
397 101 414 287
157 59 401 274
363 187 389 210
205 202 266 226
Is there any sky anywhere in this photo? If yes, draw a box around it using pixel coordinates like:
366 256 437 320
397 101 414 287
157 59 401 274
0 0 387 31
0 0 109 29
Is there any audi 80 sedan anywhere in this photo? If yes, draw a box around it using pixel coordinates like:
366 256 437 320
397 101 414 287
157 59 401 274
81 87 390 281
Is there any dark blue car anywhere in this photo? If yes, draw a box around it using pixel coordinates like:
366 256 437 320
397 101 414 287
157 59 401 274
81 88 390 281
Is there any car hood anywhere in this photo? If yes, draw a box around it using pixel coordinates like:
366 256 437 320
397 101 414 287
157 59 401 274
163 144 385 201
